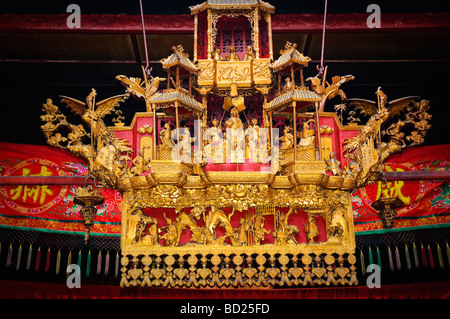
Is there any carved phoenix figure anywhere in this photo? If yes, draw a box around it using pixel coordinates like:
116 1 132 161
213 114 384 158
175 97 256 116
41 89 133 187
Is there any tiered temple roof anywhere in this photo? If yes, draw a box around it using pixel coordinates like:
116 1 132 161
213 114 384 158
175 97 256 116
270 42 311 72
160 45 198 73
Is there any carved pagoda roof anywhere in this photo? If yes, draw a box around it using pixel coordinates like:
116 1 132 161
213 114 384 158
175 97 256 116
270 42 311 72
150 89 204 113
160 45 198 73
189 0 275 15
265 88 321 112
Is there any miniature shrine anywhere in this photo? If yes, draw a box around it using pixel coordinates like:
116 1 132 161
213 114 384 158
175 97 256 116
38 0 433 288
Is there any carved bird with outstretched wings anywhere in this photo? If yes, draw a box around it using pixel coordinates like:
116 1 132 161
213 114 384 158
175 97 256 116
343 88 420 153
116 66 165 111
59 89 132 154
346 87 420 119
306 67 354 112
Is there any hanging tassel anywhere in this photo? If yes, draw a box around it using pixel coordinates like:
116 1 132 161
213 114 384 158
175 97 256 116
26 244 33 270
66 250 73 276
376 246 382 271
404 244 412 270
368 246 374 266
395 245 401 270
15 244 22 271
97 250 102 276
77 249 82 271
436 243 444 269
115 250 120 279
45 247 51 273
446 242 450 268
86 250 91 277
104 251 110 276
427 245 434 269
388 246 395 271
420 243 428 268
35 247 41 272
55 249 61 276
6 244 13 268
360 248 366 275
412 243 420 269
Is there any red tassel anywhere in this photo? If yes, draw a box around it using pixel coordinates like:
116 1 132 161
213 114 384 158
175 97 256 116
35 247 41 272
420 244 428 268
45 247 51 272
428 245 435 269
97 251 102 276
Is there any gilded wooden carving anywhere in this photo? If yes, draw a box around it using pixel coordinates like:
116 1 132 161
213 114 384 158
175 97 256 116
41 0 431 289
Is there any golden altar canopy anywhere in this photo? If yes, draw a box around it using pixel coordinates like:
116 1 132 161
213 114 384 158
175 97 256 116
40 0 432 288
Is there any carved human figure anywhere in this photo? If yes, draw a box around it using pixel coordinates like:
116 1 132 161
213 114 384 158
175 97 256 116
178 126 194 162
279 125 294 151
224 107 245 159
130 149 149 176
245 118 260 162
127 210 155 245
160 213 179 247
243 46 255 61
298 120 316 147
252 214 271 245
273 209 299 245
328 209 348 240
212 48 223 61
325 152 343 176
225 45 240 61
225 107 244 130
203 118 223 161
343 159 361 179
160 123 175 147
142 217 160 246
283 77 294 92
234 217 250 246
304 216 319 244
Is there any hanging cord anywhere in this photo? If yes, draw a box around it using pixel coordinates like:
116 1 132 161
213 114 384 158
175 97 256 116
317 0 328 77
139 0 152 77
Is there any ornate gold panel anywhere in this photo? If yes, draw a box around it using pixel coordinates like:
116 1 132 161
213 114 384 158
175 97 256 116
197 58 272 90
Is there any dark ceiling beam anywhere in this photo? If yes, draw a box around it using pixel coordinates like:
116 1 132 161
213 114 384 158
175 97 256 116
1 12 449 34
130 34 142 66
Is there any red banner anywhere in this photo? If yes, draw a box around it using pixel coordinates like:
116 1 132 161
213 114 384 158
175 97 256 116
0 142 449 235
0 142 122 235
353 144 450 232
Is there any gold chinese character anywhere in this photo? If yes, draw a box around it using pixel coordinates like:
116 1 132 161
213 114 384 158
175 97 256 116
376 166 410 204
9 166 54 204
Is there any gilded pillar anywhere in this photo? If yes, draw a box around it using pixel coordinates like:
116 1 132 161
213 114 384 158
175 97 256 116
253 8 260 58
266 13 273 60
175 100 180 146
315 101 322 161
207 9 213 59
193 14 198 63
153 103 157 159
293 101 297 160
